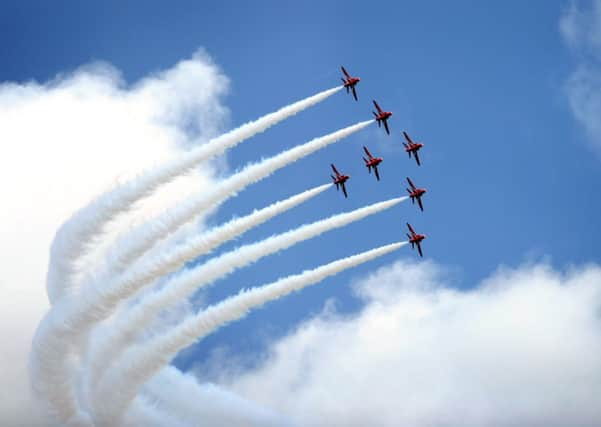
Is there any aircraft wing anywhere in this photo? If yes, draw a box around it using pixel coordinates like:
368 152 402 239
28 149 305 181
363 146 373 158
341 182 348 198
383 120 390 135
406 177 416 190
403 131 414 144
418 197 424 211
414 151 421 166
352 86 358 101
341 66 350 79
373 100 383 113
417 242 423 257
374 165 380 181
331 164 340 176
407 222 416 234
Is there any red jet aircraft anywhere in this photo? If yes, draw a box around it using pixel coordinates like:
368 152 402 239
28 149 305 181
372 100 393 134
406 223 426 257
341 66 360 101
402 131 424 166
362 146 383 181
406 177 427 211
330 164 350 198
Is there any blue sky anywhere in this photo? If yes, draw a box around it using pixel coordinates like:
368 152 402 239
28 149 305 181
4 1 599 371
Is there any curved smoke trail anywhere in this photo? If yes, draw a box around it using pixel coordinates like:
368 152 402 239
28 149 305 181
31 75 405 427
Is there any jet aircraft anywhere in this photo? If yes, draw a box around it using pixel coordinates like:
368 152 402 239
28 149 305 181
372 100 393 135
340 66 360 101
406 177 427 211
406 223 426 257
362 146 383 181
402 131 424 166
330 164 350 198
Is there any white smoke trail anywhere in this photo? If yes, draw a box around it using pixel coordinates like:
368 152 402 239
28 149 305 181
90 196 406 403
96 241 407 425
47 85 343 304
84 183 331 388
31 121 369 426
29 312 96 427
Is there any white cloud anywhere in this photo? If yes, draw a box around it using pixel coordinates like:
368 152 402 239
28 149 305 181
566 66 601 150
560 0 601 53
225 260 601 427
0 50 229 425
561 0 601 152
142 366 288 427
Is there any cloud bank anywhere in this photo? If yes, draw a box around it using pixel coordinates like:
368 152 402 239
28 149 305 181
225 260 601 427
0 50 229 425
